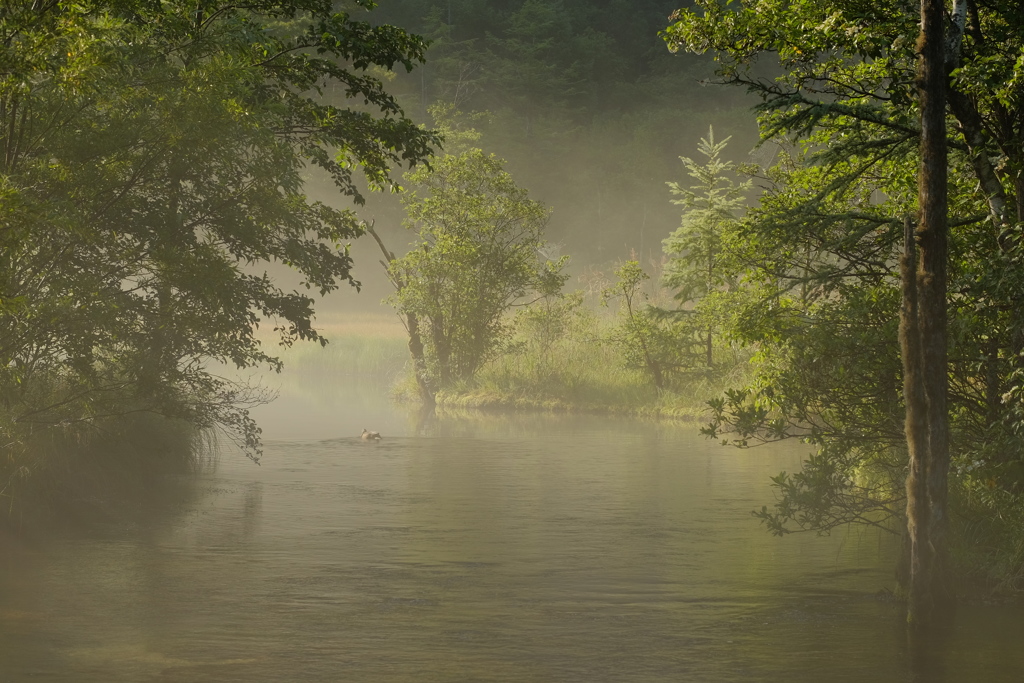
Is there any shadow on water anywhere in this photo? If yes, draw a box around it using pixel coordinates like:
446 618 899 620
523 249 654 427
907 618 951 683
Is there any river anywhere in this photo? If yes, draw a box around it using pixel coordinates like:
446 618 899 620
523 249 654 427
1 374 1023 682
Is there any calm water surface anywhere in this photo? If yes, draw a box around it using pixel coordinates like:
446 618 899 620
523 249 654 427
1 379 1023 682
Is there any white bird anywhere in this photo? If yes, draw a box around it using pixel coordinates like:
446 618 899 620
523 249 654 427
361 429 382 441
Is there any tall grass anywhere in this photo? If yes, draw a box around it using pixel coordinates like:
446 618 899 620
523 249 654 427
434 307 755 419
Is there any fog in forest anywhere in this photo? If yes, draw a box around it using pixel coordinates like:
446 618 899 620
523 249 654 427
5 0 1024 681
305 0 763 315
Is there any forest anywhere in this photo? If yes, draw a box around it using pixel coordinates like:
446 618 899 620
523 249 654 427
360 0 1024 611
3 0 1024 640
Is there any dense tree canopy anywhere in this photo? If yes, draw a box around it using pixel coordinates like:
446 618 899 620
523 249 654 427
0 0 437 456
386 110 561 389
664 0 1024 590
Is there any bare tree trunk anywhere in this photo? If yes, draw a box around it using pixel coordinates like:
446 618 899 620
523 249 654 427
404 308 434 406
901 0 952 625
365 223 435 406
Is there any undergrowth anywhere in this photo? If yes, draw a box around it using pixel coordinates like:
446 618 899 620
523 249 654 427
391 303 756 421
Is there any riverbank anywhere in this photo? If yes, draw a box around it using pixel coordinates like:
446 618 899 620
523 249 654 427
358 308 756 421
425 379 726 421
269 311 737 420
434 356 753 423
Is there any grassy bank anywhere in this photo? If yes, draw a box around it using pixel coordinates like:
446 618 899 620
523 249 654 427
388 306 754 422
437 355 752 420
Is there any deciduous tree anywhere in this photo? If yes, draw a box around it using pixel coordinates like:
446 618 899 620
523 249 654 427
386 114 561 389
0 0 438 456
664 0 1024 600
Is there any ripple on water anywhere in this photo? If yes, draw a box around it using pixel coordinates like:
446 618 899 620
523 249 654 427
3 414 1024 682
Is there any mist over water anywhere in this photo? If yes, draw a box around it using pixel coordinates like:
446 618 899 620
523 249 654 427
2 356 1024 682
6 1 1024 680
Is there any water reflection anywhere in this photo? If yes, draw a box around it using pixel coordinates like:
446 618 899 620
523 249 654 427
907 619 951 683
1 381 1023 681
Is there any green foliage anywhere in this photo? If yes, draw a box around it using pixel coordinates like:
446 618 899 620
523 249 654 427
664 0 1024 589
388 120 561 387
0 0 438 459
514 290 587 351
938 416 1024 587
601 261 690 389
664 127 749 302
455 279 755 416
662 127 751 367
479 289 631 404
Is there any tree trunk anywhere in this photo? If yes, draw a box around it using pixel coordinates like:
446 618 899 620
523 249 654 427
141 168 185 398
365 223 435 406
708 249 715 368
432 319 452 388
901 0 952 624
405 311 434 407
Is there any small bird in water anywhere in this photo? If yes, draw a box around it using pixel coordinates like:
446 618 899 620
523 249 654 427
361 429 382 440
